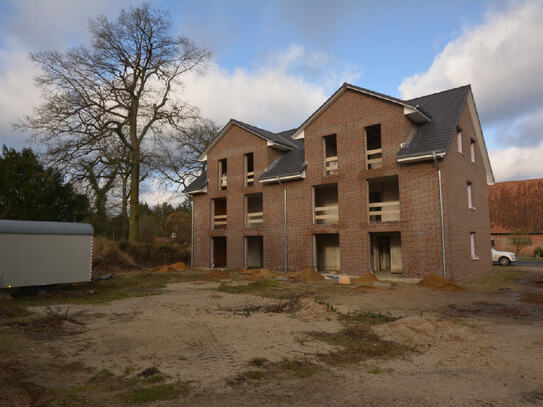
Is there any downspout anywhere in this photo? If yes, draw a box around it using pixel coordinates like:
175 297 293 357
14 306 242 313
190 197 194 269
276 177 288 272
432 152 447 279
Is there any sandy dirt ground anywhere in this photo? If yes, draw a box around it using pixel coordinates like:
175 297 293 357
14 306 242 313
1 268 543 406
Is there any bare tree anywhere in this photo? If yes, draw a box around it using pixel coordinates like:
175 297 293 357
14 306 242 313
154 118 218 190
16 3 211 242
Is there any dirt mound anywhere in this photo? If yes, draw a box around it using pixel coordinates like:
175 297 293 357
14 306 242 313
418 273 464 291
289 268 325 282
151 265 177 273
352 273 378 285
170 261 188 270
294 297 336 320
372 316 478 349
519 293 543 304
245 268 275 281
202 270 230 280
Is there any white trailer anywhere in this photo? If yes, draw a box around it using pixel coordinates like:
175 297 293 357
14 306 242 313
0 220 94 288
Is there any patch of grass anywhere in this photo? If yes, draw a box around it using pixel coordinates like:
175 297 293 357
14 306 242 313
218 279 278 294
120 381 191 403
146 374 166 383
227 358 320 386
123 367 134 375
89 368 114 383
311 324 409 365
249 357 268 367
6 306 85 340
341 310 398 325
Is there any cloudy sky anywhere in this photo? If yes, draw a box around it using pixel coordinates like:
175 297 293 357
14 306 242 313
0 0 542 203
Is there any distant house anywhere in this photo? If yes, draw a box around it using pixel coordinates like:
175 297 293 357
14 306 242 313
186 83 495 280
489 179 543 255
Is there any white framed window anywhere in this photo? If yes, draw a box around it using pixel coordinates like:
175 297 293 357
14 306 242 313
457 129 463 153
470 138 476 163
470 232 478 260
467 181 473 209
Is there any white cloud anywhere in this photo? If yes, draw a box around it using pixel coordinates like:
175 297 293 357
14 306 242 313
399 0 543 126
182 45 359 131
489 140 543 182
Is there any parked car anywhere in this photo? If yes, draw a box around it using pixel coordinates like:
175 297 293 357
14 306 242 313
491 247 517 266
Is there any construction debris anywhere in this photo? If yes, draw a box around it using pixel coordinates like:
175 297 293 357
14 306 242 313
352 273 378 285
417 274 464 291
338 275 351 285
288 268 325 282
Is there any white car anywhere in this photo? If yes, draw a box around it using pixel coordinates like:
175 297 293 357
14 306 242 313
491 247 517 266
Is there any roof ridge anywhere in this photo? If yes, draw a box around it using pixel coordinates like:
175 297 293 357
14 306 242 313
407 84 471 102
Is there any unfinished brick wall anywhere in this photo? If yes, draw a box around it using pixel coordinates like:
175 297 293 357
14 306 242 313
441 103 492 280
192 89 492 280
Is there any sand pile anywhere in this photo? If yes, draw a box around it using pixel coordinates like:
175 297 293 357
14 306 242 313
202 270 230 280
519 293 543 304
418 274 464 291
289 268 325 282
170 262 188 270
372 316 478 349
294 297 336 321
245 268 275 281
352 273 378 285
150 261 188 273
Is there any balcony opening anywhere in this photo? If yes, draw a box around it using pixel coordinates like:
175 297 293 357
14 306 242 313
212 236 227 268
245 153 254 186
212 198 227 229
366 124 383 169
370 232 402 274
368 176 400 222
246 193 263 228
314 233 340 272
314 184 339 225
218 158 227 190
245 236 263 269
323 134 338 175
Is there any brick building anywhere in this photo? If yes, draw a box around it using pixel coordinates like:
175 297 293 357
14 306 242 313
186 83 495 280
489 179 543 256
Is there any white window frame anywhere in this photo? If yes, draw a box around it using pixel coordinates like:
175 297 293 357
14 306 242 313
470 232 478 260
457 130 463 153
467 181 473 209
470 138 476 163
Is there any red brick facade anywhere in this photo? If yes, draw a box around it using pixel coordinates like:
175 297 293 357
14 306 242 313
191 89 492 280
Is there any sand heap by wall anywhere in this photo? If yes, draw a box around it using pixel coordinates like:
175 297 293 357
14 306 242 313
352 273 378 285
288 268 325 282
417 274 464 291
243 268 276 281
372 315 479 349
151 261 188 273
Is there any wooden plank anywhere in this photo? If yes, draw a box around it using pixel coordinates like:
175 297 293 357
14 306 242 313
367 158 383 164
247 212 263 217
369 210 400 216
214 215 227 219
315 205 338 211
247 219 263 224
214 221 227 225
315 214 339 220
325 156 338 162
366 148 382 155
368 201 399 208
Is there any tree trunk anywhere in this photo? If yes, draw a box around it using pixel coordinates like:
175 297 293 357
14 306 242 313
128 101 140 243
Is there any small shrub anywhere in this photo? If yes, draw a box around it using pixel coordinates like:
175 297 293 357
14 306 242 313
121 382 191 403
249 357 268 367
534 247 543 257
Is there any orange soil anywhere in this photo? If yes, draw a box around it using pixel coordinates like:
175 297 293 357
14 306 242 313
352 273 378 285
202 270 230 280
288 268 325 282
417 274 464 291
244 268 276 281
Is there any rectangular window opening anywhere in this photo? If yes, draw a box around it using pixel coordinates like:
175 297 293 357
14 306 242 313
246 193 263 228
368 175 400 222
245 153 254 186
457 127 463 153
218 158 227 190
366 124 383 169
212 236 227 268
212 198 227 229
467 181 473 209
323 134 338 175
315 233 340 272
314 184 339 225
470 232 476 259
470 138 476 163
245 236 263 269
